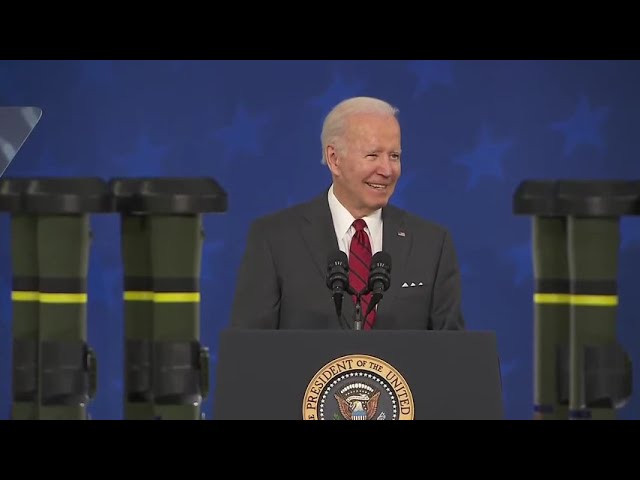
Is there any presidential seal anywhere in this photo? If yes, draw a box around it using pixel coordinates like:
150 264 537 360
303 354 414 420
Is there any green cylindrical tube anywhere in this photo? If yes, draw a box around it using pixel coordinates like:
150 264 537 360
10 214 39 419
122 214 154 419
110 178 155 420
557 180 637 420
150 214 204 420
36 213 92 419
142 178 226 420
532 216 570 419
23 178 111 420
567 216 619 420
514 180 570 420
114 177 227 420
1 179 39 420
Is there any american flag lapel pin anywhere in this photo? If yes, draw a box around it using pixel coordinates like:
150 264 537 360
397 231 406 237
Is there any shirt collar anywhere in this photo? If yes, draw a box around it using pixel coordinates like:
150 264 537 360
328 184 382 238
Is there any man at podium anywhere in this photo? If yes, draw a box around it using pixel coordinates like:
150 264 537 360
218 98 501 420
230 96 465 331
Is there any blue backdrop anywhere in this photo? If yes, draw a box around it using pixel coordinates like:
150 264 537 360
1 59 639 420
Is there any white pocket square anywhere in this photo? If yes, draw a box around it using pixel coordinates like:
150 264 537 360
401 282 424 288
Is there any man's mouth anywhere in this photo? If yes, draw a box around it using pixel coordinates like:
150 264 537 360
366 182 387 190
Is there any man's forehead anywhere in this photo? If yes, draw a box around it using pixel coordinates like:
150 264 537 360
346 115 399 137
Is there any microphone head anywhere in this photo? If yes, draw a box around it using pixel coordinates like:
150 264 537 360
327 250 349 272
368 251 391 292
326 250 349 290
371 251 392 271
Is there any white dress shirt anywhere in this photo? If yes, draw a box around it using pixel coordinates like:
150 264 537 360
327 184 383 257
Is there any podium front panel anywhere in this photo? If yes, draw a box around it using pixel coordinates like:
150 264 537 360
213 329 503 420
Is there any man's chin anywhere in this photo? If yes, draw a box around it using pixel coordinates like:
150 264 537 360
367 198 391 212
368 190 393 206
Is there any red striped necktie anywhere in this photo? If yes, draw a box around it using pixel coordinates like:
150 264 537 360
348 218 375 329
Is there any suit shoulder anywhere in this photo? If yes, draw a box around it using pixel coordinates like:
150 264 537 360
248 198 312 233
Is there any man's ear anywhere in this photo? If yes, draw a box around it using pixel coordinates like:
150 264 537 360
326 144 340 176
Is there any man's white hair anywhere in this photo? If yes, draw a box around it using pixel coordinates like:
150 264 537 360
320 96 399 165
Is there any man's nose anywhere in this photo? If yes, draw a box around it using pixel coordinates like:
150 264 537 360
376 157 393 177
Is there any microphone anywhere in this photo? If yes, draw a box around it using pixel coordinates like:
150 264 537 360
365 251 392 318
326 250 349 318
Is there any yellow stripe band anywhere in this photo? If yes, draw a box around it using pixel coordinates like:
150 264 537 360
154 292 200 303
534 293 618 306
14 290 201 304
124 291 200 303
12 292 88 303
124 291 155 301
11 291 40 301
570 295 618 306
534 294 571 304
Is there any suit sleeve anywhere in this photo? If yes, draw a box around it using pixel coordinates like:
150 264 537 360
230 219 281 328
430 230 465 330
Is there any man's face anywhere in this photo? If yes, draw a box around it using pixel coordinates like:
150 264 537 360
327 113 401 218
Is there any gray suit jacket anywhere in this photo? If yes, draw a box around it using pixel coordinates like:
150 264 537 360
230 191 465 330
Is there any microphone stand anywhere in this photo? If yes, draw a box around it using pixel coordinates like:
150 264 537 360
354 293 363 331
352 287 385 330
351 288 368 331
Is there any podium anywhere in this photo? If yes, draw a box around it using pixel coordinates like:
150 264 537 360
213 329 504 420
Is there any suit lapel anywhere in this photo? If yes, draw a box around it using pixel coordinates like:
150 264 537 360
300 191 338 280
375 205 411 328
299 191 355 328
